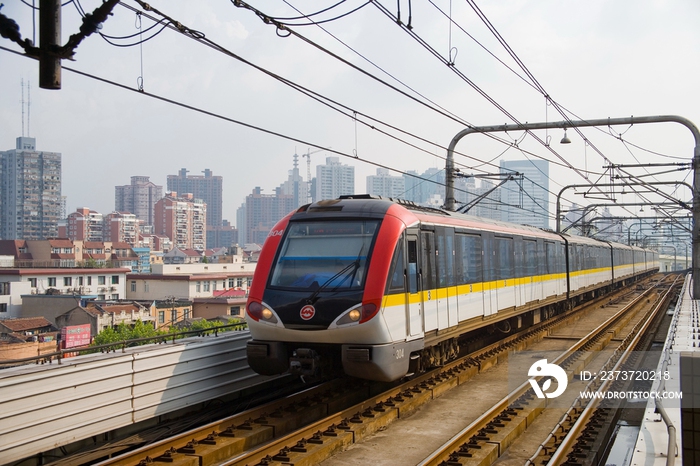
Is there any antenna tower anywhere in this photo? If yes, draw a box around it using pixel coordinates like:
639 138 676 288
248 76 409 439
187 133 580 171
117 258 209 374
21 79 25 137
27 80 31 137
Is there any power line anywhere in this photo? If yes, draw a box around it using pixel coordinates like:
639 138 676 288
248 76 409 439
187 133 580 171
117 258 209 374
126 0 589 215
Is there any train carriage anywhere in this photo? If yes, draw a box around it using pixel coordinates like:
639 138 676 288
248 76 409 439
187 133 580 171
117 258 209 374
246 195 657 382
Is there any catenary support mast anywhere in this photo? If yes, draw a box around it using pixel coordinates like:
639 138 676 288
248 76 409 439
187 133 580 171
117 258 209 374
444 115 700 297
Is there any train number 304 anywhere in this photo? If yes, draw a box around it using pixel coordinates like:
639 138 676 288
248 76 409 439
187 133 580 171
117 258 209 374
395 348 405 359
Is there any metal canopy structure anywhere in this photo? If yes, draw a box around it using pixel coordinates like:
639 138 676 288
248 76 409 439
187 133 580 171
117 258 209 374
444 115 700 297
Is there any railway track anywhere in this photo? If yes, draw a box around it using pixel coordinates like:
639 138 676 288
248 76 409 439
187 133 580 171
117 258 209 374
91 274 677 466
418 274 681 466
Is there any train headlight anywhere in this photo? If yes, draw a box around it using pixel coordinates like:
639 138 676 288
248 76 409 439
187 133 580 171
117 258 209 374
247 301 278 324
333 301 381 327
334 306 363 326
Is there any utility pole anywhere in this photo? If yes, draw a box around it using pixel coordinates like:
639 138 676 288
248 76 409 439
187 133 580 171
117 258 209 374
444 115 700 297
39 0 61 89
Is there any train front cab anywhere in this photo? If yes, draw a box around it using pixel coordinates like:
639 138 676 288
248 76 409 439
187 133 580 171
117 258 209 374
246 199 427 383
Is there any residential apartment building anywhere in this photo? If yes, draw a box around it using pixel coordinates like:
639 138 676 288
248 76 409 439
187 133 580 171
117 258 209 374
167 169 223 227
0 137 62 240
66 208 103 241
138 233 172 253
236 202 247 245
0 239 139 270
366 168 405 198
242 187 296 245
0 279 32 318
104 211 139 246
314 157 354 201
126 261 255 320
56 301 154 335
0 268 130 321
206 221 237 250
154 192 207 251
114 176 162 227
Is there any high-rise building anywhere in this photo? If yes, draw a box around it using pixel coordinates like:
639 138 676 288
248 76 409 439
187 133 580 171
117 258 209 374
154 192 207 250
244 187 296 245
206 221 237 249
104 211 140 246
115 176 162 227
453 175 476 210
236 202 247 245
66 207 103 242
471 179 502 220
280 154 311 208
314 157 354 201
402 168 443 205
0 137 62 240
366 168 405 198
499 159 550 229
167 169 223 227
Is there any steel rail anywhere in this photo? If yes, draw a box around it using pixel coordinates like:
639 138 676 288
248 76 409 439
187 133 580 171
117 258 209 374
417 278 662 466
540 275 681 464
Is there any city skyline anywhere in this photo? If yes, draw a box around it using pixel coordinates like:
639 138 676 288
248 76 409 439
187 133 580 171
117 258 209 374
0 135 689 254
1 1 697 231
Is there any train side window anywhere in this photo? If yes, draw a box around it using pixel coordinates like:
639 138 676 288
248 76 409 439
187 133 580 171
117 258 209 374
482 235 494 282
408 239 418 294
422 231 436 290
559 243 566 272
545 242 553 274
455 234 465 284
495 237 514 280
436 229 447 287
536 240 545 275
388 240 405 292
467 234 483 283
445 228 456 286
523 240 537 276
573 244 583 271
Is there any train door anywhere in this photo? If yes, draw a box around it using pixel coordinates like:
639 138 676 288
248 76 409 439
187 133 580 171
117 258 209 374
435 226 457 330
522 238 539 304
495 236 515 310
421 230 438 332
482 233 495 315
406 233 423 339
455 231 485 322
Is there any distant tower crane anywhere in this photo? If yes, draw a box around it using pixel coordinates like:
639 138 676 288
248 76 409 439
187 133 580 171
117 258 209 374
302 148 327 204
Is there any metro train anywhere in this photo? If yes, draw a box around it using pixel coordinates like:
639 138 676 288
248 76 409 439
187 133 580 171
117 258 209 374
245 195 659 382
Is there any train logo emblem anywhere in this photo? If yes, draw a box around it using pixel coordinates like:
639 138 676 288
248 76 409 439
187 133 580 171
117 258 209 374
528 359 568 399
300 305 316 320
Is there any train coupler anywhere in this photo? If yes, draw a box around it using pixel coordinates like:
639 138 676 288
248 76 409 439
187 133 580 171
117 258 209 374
290 348 320 378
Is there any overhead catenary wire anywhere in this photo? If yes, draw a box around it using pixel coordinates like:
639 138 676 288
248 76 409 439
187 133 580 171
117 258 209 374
370 0 613 205
424 0 685 222
231 0 600 178
123 1 574 220
119 0 598 221
222 0 602 217
8 0 684 226
0 40 558 223
384 0 685 224
4 1 568 221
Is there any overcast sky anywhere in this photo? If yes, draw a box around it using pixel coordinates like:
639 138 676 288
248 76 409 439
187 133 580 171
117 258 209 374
1 0 698 228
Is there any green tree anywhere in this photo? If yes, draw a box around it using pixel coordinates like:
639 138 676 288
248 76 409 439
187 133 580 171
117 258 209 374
92 320 164 348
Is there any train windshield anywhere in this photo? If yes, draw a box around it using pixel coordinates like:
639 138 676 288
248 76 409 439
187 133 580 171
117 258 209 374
269 220 380 290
